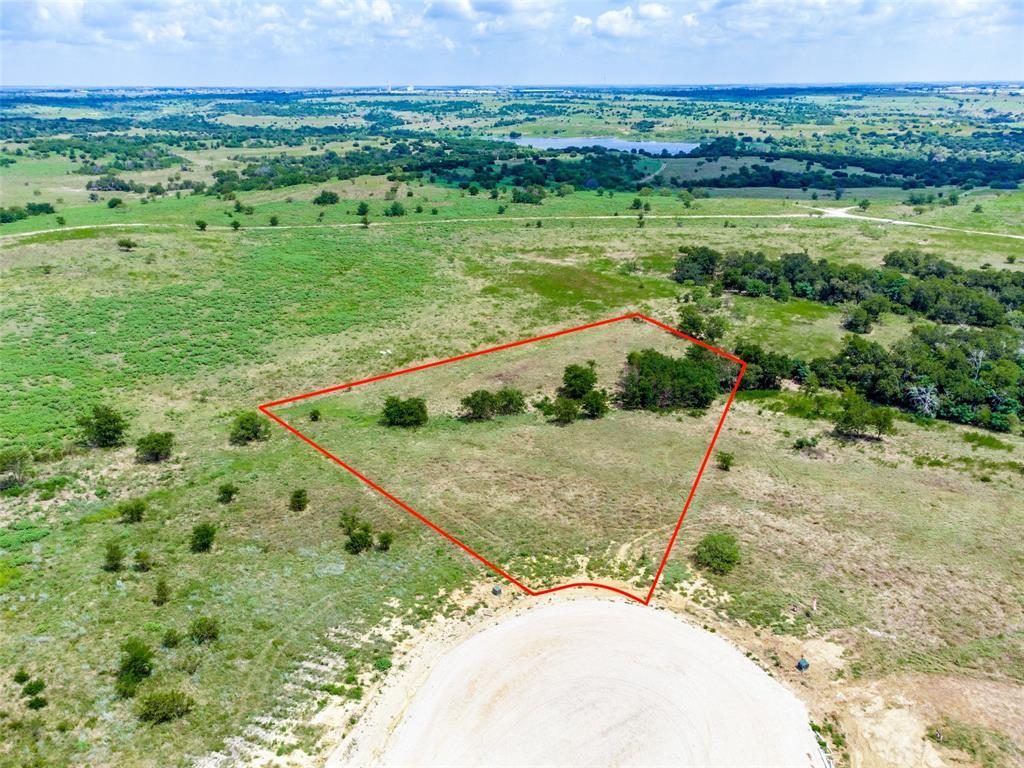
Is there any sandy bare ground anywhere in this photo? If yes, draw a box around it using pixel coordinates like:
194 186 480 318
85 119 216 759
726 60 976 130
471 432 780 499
330 598 826 767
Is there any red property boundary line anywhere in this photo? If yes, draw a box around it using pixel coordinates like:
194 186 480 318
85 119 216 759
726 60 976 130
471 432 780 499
259 313 747 606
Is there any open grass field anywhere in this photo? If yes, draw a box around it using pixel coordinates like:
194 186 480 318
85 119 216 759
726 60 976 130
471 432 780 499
2 85 1023 768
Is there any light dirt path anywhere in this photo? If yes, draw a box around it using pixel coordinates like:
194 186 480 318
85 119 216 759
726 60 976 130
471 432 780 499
330 597 827 768
4 206 1022 242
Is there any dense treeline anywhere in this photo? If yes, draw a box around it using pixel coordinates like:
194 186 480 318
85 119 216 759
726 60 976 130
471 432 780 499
28 136 182 174
673 246 1024 328
0 202 56 224
208 140 644 194
691 136 1023 189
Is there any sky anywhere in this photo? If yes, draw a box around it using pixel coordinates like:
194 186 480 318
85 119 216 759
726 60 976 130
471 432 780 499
1 0 1023 88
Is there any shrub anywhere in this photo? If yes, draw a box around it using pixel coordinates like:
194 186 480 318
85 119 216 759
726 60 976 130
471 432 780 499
461 390 496 420
356 201 370 216
832 389 895 438
560 362 598 399
119 498 146 523
230 219 241 231
195 219 207 231
153 578 170 606
22 679 45 697
103 540 125 572
694 532 741 575
384 201 406 217
117 237 137 251
551 396 580 424
580 389 609 419
269 215 279 226
79 405 128 448
376 531 393 552
716 451 735 471
793 436 819 450
0 447 31 490
289 489 308 512
189 616 219 644
339 509 360 535
116 638 153 697
189 523 216 553
374 656 392 671
380 396 427 427
217 482 238 504
26 696 47 710
133 550 153 572
161 628 181 648
229 412 269 445
137 689 194 723
309 409 321 422
345 524 374 555
313 190 339 205
13 668 30 685
842 305 872 334
136 431 174 462
107 197 123 208
494 388 526 415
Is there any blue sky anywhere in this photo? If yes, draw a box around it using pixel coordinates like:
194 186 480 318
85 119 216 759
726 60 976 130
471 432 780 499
2 0 1022 87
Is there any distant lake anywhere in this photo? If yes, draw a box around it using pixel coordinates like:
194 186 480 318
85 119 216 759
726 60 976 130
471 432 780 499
494 136 701 155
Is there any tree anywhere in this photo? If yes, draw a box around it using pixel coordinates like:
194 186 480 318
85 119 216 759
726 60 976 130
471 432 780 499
551 396 580 424
857 199 870 211
103 540 125 572
580 389 609 419
313 190 339 205
107 197 123 209
289 488 308 512
831 389 893 438
136 431 174 463
229 412 269 445
116 637 153 697
694 532 741 575
384 201 406 217
79 404 128 447
190 522 216 553
195 219 207 231
494 388 526 415
560 362 598 399
189 616 219 644
380 396 427 427
842 305 872 334
0 447 31 490
356 201 370 216
137 689 194 723
461 390 496 420
153 577 170 606
119 498 146 523
269 215 279 226
230 219 241 231
117 238 138 251
217 482 239 503
618 349 719 411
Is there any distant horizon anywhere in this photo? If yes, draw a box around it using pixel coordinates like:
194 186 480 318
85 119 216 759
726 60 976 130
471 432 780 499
3 80 1022 92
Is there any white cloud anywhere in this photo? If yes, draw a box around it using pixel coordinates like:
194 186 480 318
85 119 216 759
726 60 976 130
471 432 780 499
595 6 642 38
637 3 671 21
570 14 593 35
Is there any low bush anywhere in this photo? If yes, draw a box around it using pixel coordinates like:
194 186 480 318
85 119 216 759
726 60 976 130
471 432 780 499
162 628 181 648
694 532 741 575
461 390 496 420
116 638 153 698
79 405 128 448
103 540 125 572
22 679 45 697
559 362 598 399
136 431 174 463
189 616 219 644
119 498 146 523
189 522 216 553
376 531 393 551
345 525 374 555
289 489 309 511
381 396 427 427
229 412 270 445
133 550 153 572
716 451 735 471
313 190 339 205
137 689 194 723
580 389 609 419
551 396 580 424
153 577 170 606
494 388 527 415
216 482 238 504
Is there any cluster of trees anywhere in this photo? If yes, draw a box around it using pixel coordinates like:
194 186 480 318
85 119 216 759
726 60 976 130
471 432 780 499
673 245 1023 329
0 201 55 223
460 388 527 420
339 509 392 554
535 362 610 423
617 349 722 411
75 404 178 464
